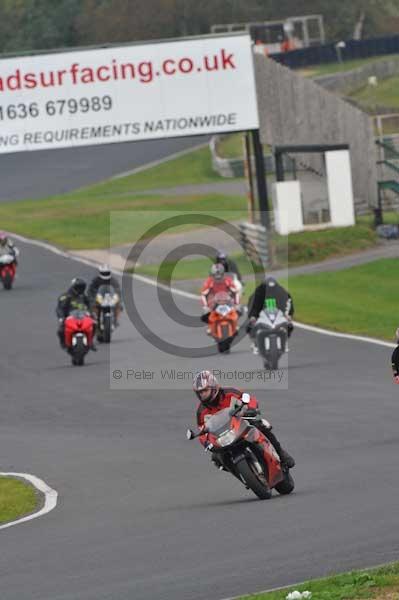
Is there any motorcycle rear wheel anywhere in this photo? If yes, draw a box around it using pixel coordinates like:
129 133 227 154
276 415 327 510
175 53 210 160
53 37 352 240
3 273 12 290
236 457 272 500
71 339 86 366
103 317 112 343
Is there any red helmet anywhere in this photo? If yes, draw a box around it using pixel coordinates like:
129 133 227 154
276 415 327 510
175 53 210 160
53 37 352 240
193 370 220 406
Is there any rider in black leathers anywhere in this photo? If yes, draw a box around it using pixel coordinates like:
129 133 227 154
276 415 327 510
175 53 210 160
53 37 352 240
56 278 96 350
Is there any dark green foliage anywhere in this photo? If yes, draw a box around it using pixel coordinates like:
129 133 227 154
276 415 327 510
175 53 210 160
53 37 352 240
0 0 398 54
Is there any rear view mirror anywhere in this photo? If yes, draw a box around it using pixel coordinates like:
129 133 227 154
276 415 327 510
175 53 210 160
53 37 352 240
241 393 250 405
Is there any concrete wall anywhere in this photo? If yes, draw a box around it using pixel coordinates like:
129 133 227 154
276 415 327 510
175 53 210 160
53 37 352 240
254 53 379 213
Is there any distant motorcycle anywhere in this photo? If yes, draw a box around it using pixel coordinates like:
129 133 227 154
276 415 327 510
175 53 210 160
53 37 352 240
64 310 95 366
208 291 239 353
187 398 294 500
94 284 120 343
253 305 288 370
0 254 17 290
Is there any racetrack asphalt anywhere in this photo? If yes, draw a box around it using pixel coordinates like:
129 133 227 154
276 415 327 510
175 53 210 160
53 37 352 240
1 237 399 600
0 135 208 201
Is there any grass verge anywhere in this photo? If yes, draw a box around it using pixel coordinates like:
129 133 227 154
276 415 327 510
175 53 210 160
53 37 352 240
239 562 399 600
0 476 38 525
349 74 399 113
286 258 398 341
135 221 378 280
239 258 397 342
300 54 399 78
0 145 246 249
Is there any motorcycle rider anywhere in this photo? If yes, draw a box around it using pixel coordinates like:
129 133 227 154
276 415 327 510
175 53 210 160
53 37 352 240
391 327 399 383
88 264 123 323
193 370 295 469
215 250 242 283
0 232 19 263
56 277 96 350
247 276 294 354
200 263 241 331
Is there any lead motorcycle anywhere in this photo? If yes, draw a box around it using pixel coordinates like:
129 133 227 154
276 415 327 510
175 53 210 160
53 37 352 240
63 309 95 366
187 396 294 500
0 253 17 290
253 303 289 370
94 284 120 343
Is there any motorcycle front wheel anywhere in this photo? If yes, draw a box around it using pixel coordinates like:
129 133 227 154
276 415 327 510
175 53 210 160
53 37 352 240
236 457 272 500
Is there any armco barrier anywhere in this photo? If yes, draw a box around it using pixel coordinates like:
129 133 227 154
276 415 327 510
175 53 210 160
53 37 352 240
210 136 295 179
239 222 268 268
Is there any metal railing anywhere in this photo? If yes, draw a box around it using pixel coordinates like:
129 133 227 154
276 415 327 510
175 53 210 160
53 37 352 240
239 222 268 268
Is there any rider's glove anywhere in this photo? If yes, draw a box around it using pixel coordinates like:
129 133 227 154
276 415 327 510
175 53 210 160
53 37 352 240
246 316 256 334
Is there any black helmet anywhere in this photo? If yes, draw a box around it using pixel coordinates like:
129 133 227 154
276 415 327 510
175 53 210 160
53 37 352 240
71 277 86 295
193 370 220 406
216 250 227 262
99 264 111 281
265 276 277 288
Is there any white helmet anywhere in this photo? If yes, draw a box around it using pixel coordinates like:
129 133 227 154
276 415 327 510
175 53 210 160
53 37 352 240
99 264 111 281
211 263 225 280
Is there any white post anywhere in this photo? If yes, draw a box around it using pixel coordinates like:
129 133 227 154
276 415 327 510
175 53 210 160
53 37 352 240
325 150 355 227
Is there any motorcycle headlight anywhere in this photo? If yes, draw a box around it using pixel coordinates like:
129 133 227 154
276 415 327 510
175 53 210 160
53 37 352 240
218 429 237 447
96 294 103 303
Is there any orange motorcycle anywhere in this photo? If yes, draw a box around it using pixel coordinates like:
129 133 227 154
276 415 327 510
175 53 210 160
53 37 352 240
208 292 239 353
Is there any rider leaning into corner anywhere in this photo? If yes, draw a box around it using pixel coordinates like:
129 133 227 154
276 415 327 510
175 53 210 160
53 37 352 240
247 276 294 354
0 232 19 262
56 277 97 351
193 370 295 469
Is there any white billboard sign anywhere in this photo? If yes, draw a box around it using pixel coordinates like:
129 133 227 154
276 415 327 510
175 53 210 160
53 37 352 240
0 34 259 153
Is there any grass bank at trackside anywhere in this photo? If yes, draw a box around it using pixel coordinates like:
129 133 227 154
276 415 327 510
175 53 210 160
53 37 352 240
299 54 399 78
350 74 399 112
0 476 38 525
239 562 399 600
240 258 398 342
135 221 378 279
0 146 247 249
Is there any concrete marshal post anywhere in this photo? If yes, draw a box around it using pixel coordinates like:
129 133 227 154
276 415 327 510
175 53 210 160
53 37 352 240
325 150 355 227
272 181 304 235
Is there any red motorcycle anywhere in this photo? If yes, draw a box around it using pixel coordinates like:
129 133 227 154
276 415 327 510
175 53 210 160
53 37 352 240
64 310 95 366
0 254 17 290
187 398 294 500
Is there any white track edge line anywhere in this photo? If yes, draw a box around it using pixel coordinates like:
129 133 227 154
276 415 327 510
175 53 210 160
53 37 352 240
9 232 395 348
0 472 58 530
